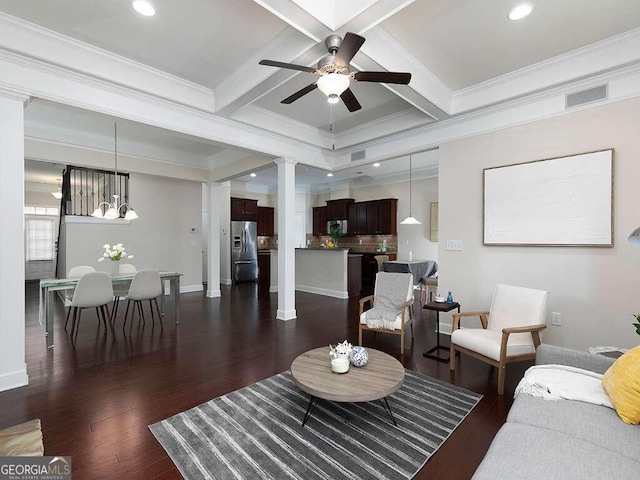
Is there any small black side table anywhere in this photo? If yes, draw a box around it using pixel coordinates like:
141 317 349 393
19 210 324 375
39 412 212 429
423 301 460 363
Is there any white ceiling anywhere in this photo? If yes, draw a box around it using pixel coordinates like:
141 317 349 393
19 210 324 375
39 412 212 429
0 0 288 88
4 0 640 189
383 0 640 90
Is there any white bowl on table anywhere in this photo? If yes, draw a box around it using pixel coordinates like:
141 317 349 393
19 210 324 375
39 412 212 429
434 296 446 303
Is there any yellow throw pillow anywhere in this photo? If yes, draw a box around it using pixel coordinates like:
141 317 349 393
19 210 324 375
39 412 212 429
602 345 640 425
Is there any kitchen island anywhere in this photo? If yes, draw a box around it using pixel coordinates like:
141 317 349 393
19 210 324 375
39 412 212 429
270 248 361 298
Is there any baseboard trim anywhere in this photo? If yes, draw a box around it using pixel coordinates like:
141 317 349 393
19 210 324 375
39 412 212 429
206 289 221 298
221 278 233 285
277 309 297 321
267 285 348 299
0 367 28 393
180 284 203 294
295 285 349 299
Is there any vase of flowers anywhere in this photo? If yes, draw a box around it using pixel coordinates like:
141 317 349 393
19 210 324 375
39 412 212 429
98 243 134 276
328 226 341 248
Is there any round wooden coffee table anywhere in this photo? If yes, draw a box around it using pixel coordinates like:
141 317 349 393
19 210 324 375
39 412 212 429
290 347 405 426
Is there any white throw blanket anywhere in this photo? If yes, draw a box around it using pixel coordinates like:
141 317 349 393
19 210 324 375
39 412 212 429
515 364 614 409
365 273 411 330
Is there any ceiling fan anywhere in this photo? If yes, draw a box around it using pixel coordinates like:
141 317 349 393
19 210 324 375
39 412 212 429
259 32 411 112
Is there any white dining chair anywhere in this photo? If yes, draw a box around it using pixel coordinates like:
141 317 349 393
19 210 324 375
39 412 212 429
64 266 96 330
112 264 137 320
122 270 163 332
68 272 114 346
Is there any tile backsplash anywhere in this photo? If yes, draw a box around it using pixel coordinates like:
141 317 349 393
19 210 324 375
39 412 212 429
306 234 397 253
257 234 397 253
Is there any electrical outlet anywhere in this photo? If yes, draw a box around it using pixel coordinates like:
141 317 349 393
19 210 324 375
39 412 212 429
359 239 362 244
551 312 562 326
446 240 463 251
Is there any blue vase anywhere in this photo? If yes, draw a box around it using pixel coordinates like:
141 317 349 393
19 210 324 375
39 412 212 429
446 291 453 303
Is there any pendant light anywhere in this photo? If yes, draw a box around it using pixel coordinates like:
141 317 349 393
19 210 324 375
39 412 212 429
91 122 138 220
400 154 421 225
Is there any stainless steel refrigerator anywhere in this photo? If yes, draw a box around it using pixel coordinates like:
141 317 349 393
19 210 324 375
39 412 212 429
231 221 258 283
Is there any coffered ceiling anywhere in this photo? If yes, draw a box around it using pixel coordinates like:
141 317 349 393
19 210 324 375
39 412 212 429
2 0 640 188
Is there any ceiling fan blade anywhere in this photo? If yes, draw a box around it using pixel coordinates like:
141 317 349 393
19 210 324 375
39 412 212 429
340 88 362 112
353 71 412 84
281 83 318 104
333 32 365 67
259 59 318 74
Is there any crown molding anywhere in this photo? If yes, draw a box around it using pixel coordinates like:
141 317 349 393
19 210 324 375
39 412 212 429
24 120 215 169
334 107 432 150
0 45 328 166
0 85 30 102
24 136 212 182
452 26 640 114
232 104 334 149
0 12 214 112
337 61 640 167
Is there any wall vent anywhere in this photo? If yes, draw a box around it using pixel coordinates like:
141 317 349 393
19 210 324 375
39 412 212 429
566 85 607 109
351 150 366 162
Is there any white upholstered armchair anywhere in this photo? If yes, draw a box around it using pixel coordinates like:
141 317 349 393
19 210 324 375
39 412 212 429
449 284 549 395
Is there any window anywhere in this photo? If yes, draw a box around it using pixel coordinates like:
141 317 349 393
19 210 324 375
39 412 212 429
25 218 55 261
24 206 59 216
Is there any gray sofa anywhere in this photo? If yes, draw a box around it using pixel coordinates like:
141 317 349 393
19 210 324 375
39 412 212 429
472 344 640 479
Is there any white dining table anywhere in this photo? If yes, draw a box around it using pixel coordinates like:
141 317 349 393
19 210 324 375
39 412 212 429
39 271 182 349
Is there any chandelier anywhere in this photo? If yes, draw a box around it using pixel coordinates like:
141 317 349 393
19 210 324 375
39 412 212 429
91 122 138 221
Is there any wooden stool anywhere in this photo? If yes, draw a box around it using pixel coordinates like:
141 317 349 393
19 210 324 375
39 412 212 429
0 419 44 456
420 276 438 305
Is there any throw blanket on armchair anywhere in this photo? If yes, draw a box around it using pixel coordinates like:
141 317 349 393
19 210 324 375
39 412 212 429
365 272 411 330
515 364 614 409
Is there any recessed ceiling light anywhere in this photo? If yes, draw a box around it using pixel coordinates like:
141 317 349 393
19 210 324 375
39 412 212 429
133 0 155 16
373 163 380 167
327 173 334 177
509 4 533 20
250 173 257 177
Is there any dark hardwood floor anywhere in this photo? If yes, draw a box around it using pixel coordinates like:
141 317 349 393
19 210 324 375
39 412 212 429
0 282 532 479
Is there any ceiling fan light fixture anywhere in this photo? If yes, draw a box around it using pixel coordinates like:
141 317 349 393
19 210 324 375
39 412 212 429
327 94 340 104
317 73 350 99
509 4 533 20
133 0 155 16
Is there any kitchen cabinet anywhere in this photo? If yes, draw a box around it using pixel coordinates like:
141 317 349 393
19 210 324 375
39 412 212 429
346 199 397 235
347 255 362 297
366 201 379 234
360 253 397 294
326 198 354 220
231 197 258 221
348 202 368 235
312 206 327 236
376 199 398 235
257 206 274 236
258 250 270 289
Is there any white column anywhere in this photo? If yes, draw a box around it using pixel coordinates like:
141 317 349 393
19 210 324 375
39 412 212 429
205 182 227 298
276 158 297 320
0 90 29 392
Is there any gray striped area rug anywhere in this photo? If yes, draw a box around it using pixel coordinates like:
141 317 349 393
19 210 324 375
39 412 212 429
149 370 481 480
